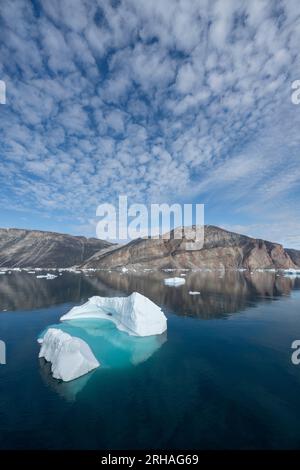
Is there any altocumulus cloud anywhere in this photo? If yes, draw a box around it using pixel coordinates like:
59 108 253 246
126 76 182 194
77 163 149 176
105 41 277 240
0 0 300 245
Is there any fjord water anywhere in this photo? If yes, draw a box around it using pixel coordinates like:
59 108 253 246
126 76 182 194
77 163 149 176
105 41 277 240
1 270 300 449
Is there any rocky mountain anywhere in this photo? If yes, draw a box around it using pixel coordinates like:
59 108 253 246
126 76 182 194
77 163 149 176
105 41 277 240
0 225 299 270
0 228 112 268
82 225 299 270
286 249 300 268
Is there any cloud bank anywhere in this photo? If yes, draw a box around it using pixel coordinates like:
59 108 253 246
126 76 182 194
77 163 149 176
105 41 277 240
0 0 300 246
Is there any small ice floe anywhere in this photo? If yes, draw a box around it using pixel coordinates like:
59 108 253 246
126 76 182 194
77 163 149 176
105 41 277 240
283 268 300 278
189 291 201 295
163 277 186 286
180 273 186 277
36 273 57 280
27 271 36 274
121 266 128 273
38 328 100 382
0 271 6 275
60 292 167 337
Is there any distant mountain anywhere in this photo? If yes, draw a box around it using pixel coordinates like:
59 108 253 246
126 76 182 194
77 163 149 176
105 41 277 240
0 228 112 268
286 249 300 267
0 225 299 270
82 225 299 270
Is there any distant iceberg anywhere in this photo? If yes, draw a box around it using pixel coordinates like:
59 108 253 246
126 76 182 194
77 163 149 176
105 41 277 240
163 277 186 286
38 328 100 382
189 291 200 295
36 273 57 280
283 268 300 278
60 292 167 337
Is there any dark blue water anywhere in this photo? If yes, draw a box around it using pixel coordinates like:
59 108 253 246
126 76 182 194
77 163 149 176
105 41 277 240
1 270 300 449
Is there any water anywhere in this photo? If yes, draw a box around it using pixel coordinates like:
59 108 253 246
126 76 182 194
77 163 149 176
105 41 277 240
0 270 300 449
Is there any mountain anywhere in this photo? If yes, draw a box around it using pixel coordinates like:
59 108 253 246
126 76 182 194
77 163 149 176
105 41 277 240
286 249 300 267
0 228 112 268
82 225 299 270
0 225 299 270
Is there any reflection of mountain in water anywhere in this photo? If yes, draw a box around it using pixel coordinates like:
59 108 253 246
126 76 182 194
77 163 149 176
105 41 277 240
0 272 117 311
85 270 300 319
1 271 300 319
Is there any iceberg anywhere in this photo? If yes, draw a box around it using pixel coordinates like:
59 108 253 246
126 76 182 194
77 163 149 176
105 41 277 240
36 273 57 280
189 291 200 295
38 328 100 382
163 277 186 286
60 292 167 337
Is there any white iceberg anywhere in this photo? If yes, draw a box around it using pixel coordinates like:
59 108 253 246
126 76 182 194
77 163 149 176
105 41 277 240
60 292 167 337
36 273 57 280
189 291 201 295
38 328 100 382
163 277 186 286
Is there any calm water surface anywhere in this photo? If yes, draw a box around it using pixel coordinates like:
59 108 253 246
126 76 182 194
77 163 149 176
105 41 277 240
0 270 300 449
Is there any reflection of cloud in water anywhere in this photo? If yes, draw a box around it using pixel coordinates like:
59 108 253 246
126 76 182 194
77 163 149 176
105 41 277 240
39 319 167 400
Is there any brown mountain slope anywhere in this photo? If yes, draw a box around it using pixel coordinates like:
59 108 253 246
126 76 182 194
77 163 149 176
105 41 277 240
286 249 300 267
82 225 299 270
0 228 112 268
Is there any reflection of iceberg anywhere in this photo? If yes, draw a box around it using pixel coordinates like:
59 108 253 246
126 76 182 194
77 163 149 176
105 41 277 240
67 319 168 367
60 292 167 337
39 358 93 402
39 328 100 381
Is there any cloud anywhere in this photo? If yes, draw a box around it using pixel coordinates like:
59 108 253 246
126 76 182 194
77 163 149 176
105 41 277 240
0 0 300 244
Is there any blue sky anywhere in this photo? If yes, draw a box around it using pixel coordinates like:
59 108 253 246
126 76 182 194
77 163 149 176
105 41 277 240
0 0 300 247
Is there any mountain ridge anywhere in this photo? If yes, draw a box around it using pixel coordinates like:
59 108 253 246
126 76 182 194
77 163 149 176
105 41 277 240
82 225 300 270
0 225 299 270
0 227 113 268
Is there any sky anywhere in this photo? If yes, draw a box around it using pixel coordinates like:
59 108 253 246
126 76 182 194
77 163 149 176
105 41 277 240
0 0 300 247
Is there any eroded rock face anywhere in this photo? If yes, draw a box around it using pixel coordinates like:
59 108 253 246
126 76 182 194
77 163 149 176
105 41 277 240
286 249 300 267
82 225 299 270
0 228 112 268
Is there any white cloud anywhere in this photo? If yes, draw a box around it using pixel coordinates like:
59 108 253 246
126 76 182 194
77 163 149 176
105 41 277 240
0 0 300 244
